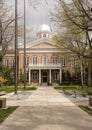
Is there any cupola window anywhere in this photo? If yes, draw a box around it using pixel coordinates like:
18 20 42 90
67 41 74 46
43 34 46 37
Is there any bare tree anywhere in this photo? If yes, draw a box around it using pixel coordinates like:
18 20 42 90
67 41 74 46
0 0 15 60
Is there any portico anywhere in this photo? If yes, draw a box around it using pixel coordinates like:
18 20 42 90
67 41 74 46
28 64 62 86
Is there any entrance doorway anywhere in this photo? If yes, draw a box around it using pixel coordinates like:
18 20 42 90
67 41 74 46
42 71 48 83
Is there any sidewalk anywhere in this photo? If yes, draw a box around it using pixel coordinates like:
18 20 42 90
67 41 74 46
0 87 92 130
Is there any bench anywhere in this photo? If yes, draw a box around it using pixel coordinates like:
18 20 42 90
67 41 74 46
87 91 92 107
0 98 6 108
0 91 6 96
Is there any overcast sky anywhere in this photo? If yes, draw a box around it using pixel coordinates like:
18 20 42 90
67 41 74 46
8 0 70 42
16 0 56 40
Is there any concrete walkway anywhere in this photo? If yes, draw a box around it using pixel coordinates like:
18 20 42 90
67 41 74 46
0 87 92 130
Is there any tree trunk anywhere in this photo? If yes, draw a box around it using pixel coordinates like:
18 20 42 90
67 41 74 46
88 66 92 86
80 61 84 88
89 98 92 107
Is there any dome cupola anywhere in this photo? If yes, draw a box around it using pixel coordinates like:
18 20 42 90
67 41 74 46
37 24 52 39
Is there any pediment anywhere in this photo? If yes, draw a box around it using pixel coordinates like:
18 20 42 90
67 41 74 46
26 38 58 49
31 42 57 49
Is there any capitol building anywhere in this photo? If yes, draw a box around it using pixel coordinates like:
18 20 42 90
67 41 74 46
3 24 77 86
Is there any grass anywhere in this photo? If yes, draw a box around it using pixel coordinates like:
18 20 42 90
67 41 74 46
54 86 79 90
0 106 18 124
79 106 92 116
54 85 92 93
0 85 37 93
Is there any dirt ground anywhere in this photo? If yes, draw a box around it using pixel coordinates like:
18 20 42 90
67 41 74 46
59 91 89 106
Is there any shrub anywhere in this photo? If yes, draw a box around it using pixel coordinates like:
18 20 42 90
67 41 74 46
0 77 6 83
0 77 7 87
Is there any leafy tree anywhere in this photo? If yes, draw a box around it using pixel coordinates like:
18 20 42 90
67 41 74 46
0 65 14 85
19 72 24 84
62 70 71 85
52 0 92 86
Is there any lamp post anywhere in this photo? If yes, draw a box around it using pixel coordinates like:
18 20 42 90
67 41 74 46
15 0 18 94
24 0 26 89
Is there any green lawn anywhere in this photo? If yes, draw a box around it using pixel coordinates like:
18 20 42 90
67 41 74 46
54 85 92 93
0 106 18 124
0 85 37 93
79 106 92 116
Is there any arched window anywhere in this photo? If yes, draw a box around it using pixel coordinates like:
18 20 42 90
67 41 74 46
42 56 48 65
32 56 37 64
52 56 58 64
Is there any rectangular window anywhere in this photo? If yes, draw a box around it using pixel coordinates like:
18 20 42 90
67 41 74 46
42 56 48 65
62 57 67 66
12 59 15 68
3 59 8 67
32 56 37 64
73 58 77 67
53 71 58 80
26 72 29 81
32 71 38 80
25 56 29 67
52 56 58 64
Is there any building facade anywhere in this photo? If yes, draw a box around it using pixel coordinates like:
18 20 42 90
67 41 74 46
3 24 78 86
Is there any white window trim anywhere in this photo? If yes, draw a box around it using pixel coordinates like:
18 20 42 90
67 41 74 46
52 56 58 64
53 71 58 80
62 57 67 67
72 57 77 67
12 59 15 68
25 56 29 67
32 71 38 80
32 56 37 65
3 59 8 67
42 56 48 65
26 72 29 81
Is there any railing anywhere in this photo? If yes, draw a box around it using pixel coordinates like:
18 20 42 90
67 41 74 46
29 63 61 69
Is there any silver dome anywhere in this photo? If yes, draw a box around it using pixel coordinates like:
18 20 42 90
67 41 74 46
38 24 51 32
37 24 52 39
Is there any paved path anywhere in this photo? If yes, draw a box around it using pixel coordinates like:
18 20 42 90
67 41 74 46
0 87 92 130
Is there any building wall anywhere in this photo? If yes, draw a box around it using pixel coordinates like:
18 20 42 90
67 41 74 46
3 39 80 86
3 52 78 75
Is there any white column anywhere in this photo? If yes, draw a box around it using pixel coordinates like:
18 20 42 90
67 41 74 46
29 69 31 85
49 69 52 84
60 69 62 84
39 69 41 86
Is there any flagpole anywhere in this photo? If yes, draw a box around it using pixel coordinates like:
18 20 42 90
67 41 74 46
15 0 18 94
24 0 26 89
